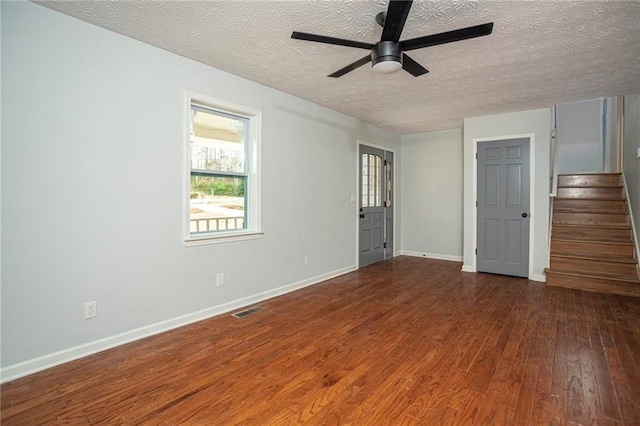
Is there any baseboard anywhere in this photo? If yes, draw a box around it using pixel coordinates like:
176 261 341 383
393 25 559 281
0 265 356 383
530 273 547 282
400 250 463 262
461 264 476 273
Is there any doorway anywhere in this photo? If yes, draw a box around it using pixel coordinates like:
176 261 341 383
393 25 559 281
359 144 394 267
476 138 531 277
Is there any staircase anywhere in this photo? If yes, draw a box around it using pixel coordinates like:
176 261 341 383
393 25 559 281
546 173 640 297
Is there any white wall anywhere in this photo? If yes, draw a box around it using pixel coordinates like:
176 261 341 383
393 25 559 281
463 109 552 281
400 129 463 261
623 94 640 254
556 98 604 174
0 2 400 379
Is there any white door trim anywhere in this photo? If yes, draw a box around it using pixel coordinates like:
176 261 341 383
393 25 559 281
356 140 397 268
472 133 536 279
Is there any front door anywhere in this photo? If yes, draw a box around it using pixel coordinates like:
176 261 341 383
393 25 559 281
359 145 392 267
477 138 530 277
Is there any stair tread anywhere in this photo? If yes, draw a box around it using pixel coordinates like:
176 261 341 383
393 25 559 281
550 253 637 263
546 268 640 284
552 223 632 230
558 185 623 189
554 211 628 215
558 173 622 176
553 209 628 214
553 195 627 201
551 237 634 246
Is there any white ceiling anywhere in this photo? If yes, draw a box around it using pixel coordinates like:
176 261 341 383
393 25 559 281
37 0 640 135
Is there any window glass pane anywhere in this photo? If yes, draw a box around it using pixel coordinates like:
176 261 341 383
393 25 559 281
190 175 245 235
191 107 247 173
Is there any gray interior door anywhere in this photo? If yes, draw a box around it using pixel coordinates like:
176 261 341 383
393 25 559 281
359 145 386 267
477 138 530 277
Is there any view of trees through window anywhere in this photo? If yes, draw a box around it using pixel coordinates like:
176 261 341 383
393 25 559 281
189 105 248 235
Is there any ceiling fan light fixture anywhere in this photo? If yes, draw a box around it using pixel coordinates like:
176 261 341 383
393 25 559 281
371 41 403 74
372 59 402 74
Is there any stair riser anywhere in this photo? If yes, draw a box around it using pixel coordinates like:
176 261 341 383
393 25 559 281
550 256 638 276
556 187 625 199
558 174 622 187
552 226 632 241
553 212 628 226
553 199 627 214
546 273 640 297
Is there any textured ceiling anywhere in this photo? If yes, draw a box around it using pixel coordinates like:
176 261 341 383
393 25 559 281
37 0 640 135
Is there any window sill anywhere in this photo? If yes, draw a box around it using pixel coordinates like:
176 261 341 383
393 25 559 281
184 230 264 247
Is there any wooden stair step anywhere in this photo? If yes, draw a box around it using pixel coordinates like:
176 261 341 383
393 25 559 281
550 253 638 276
552 224 632 241
552 235 634 244
554 208 628 215
546 269 640 297
553 212 629 226
556 187 626 200
553 197 628 214
557 173 622 187
547 268 639 282
551 238 635 257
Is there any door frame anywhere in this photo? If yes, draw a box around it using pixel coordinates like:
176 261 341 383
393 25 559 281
356 140 397 268
471 133 536 279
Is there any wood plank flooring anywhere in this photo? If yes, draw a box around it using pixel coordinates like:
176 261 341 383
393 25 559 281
2 257 640 424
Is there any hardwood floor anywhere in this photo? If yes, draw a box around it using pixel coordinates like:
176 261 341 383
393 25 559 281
2 257 640 424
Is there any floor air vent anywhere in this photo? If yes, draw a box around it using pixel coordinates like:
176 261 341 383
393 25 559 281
231 306 265 319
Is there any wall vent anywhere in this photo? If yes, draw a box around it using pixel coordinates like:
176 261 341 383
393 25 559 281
231 306 265 319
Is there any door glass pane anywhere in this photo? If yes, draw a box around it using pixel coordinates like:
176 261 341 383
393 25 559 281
361 154 369 207
375 156 382 207
361 152 383 208
190 175 245 234
369 154 376 207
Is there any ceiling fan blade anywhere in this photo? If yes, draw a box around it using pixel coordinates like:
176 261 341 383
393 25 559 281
402 53 429 77
381 0 413 42
401 22 494 51
291 31 374 50
328 55 372 78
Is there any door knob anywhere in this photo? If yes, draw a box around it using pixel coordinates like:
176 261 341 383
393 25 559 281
522 212 528 218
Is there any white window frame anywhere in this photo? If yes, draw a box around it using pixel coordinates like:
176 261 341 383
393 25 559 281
184 91 262 246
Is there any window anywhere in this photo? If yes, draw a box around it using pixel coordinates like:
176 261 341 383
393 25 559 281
185 92 261 245
361 153 382 207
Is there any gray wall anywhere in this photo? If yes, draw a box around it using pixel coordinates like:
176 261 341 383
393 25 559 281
1 2 400 378
556 99 604 174
400 130 463 260
623 94 640 253
604 97 619 173
463 109 552 281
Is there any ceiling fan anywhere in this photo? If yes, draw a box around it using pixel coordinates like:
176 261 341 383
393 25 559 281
291 0 493 78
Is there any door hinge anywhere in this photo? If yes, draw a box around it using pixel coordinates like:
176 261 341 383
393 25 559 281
384 242 387 248
475 248 477 255
476 200 478 207
475 153 478 159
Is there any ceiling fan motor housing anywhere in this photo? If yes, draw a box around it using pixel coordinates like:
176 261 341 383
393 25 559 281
371 41 402 67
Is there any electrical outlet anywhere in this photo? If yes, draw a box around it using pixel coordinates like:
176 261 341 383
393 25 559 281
216 272 225 287
85 301 97 319
304 256 310 267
